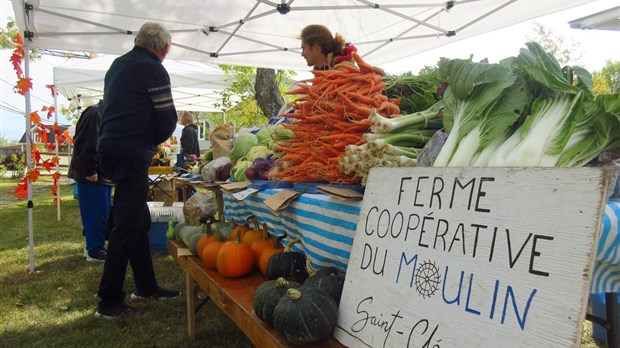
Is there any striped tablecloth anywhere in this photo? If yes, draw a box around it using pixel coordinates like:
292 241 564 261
224 191 620 293
591 199 620 294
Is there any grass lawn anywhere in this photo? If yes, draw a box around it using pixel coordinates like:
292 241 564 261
0 177 608 347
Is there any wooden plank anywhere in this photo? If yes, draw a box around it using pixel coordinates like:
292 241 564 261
168 240 344 348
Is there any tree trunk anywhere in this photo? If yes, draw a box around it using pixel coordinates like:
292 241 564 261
255 68 285 118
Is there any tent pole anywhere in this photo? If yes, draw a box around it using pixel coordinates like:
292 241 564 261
23 31 36 274
53 86 61 222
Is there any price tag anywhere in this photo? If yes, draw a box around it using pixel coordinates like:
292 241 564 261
231 187 259 201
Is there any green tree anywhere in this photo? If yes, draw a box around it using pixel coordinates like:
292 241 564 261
212 65 296 129
0 135 18 146
526 21 583 66
0 16 19 48
593 60 620 94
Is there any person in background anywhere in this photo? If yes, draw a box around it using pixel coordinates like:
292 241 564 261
300 24 357 71
180 110 200 158
67 101 111 262
95 22 181 319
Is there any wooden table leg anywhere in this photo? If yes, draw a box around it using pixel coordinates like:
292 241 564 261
185 271 196 340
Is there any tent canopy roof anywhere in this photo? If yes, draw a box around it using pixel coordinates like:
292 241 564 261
569 5 620 31
12 0 594 71
53 55 229 112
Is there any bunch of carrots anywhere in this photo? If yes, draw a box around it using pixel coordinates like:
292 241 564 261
271 52 400 184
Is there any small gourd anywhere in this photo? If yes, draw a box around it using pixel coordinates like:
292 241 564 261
173 221 187 240
216 228 255 278
253 277 300 326
266 237 309 283
303 258 345 305
258 234 286 275
273 287 338 346
166 221 175 240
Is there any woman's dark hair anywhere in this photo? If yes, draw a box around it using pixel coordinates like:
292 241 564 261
300 24 346 56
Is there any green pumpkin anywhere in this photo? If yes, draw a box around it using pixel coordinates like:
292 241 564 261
179 225 202 245
188 232 206 256
253 277 300 327
303 259 345 305
273 287 338 345
173 222 187 240
266 237 309 284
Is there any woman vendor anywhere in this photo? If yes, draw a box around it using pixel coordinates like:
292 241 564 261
300 24 357 71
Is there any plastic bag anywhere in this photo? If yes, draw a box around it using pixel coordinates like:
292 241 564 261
201 156 232 183
183 192 218 225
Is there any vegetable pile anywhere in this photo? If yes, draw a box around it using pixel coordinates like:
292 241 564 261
433 41 620 167
270 52 400 184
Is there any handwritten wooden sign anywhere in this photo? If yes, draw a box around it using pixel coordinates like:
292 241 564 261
334 167 611 348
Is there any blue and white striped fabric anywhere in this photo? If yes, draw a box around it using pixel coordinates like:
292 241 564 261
591 199 620 294
223 189 361 275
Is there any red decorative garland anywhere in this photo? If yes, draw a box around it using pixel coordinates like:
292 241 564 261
11 33 72 203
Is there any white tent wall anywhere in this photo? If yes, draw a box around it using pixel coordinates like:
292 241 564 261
12 0 596 71
53 55 229 112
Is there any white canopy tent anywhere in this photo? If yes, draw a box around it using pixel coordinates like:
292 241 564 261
53 55 230 112
569 5 620 31
12 0 596 71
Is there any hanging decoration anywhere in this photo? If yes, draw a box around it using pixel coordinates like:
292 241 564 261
10 33 70 203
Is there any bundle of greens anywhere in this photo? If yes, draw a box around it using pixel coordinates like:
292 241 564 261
433 41 620 167
340 101 443 185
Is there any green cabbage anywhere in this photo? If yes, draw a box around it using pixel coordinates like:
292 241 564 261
246 145 271 162
230 160 252 182
230 133 258 163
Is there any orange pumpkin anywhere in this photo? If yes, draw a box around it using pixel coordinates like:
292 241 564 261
216 231 256 278
242 219 263 247
202 233 226 270
229 217 253 242
258 234 287 275
250 222 276 262
196 222 220 258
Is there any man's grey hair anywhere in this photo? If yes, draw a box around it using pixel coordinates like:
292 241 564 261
135 22 171 52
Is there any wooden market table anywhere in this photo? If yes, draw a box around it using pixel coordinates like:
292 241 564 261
168 239 345 348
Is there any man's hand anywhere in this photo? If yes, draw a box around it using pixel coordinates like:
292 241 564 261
86 173 98 182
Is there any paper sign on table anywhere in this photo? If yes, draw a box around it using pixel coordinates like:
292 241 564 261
317 186 364 200
176 248 193 257
264 189 302 214
231 188 259 201
219 181 251 192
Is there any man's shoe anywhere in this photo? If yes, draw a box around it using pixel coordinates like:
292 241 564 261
86 249 106 262
94 302 139 320
130 287 181 300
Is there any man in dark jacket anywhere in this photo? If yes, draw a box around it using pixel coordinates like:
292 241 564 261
68 101 111 262
180 111 200 157
95 22 180 319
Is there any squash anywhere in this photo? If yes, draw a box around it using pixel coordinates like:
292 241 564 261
241 218 263 247
303 258 345 305
273 287 338 345
211 219 235 240
229 217 253 242
258 233 287 275
250 222 275 262
253 277 300 326
173 221 187 240
196 222 220 257
188 232 206 256
266 237 309 283
216 229 255 278
201 232 226 269
180 225 202 245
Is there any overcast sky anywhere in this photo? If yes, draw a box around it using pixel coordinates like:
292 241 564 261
1 0 619 141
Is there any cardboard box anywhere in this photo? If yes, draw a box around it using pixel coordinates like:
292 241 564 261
152 189 178 204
